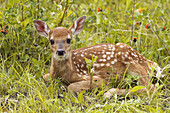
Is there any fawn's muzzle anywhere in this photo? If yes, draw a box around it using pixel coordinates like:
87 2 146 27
57 50 65 56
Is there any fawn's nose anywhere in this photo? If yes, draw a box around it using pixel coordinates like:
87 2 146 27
56 50 65 56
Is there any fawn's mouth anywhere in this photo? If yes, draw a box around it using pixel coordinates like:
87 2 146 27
53 53 69 61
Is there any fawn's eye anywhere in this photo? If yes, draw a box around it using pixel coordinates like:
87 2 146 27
67 38 71 44
50 39 54 45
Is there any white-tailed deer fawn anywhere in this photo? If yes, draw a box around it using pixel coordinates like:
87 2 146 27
33 16 162 98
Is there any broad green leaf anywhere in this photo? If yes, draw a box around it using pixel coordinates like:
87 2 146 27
23 18 30 27
78 91 84 103
92 56 98 64
84 57 91 66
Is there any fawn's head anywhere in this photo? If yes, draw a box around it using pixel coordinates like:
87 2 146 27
33 16 86 61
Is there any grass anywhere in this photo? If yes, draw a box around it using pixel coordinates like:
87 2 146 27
0 0 170 112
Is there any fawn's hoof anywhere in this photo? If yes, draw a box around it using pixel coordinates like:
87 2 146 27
104 92 112 98
104 89 117 98
43 73 51 81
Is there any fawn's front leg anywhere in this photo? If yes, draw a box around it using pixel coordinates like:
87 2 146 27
43 61 56 81
104 63 155 98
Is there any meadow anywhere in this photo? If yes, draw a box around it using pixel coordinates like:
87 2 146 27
0 0 169 112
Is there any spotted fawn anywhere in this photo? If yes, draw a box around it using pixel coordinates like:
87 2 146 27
33 16 162 98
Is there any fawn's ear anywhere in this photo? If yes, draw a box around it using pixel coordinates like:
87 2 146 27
69 16 86 36
33 20 51 38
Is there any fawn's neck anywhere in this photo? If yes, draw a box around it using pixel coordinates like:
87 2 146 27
52 54 73 81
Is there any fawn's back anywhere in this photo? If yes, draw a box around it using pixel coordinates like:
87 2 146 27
71 43 153 81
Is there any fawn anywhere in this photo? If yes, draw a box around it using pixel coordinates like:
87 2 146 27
33 16 162 98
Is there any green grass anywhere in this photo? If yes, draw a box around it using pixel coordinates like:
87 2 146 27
0 0 169 112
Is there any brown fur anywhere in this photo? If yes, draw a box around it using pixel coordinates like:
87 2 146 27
33 16 160 98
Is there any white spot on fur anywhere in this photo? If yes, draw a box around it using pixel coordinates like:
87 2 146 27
106 52 111 55
118 52 121 55
106 63 110 67
107 57 111 60
130 61 135 64
83 70 87 74
110 54 114 58
99 59 103 62
96 46 100 48
131 53 134 56
77 74 81 77
73 52 77 55
81 54 84 57
125 54 128 58
93 76 100 79
116 43 121 45
134 55 138 57
111 61 115 64
101 63 105 66
114 59 117 62
98 52 100 54
128 57 132 60
139 55 142 59
103 54 106 58
124 62 129 64
120 45 124 48
93 55 96 57
122 56 125 60
77 69 79 72
79 59 81 62
112 46 115 51
94 63 100 68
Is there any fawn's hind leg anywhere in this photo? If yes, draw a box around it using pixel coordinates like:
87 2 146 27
67 81 91 93
104 63 155 98
68 76 107 93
